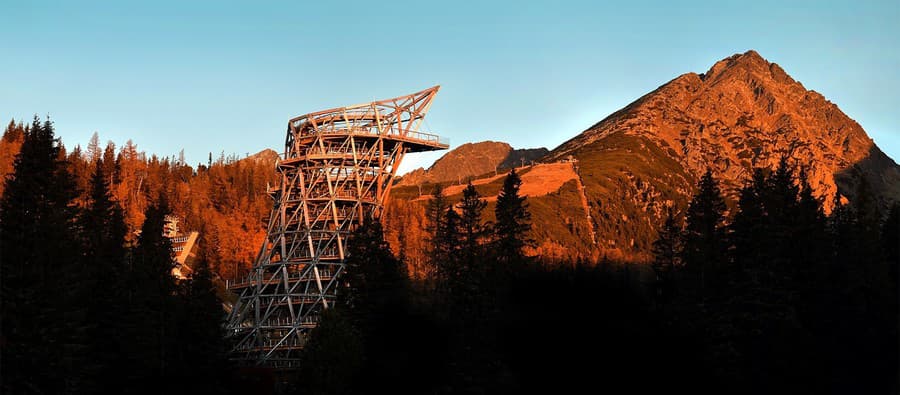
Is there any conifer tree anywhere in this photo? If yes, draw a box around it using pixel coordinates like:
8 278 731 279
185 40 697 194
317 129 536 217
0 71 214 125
345 214 408 326
102 141 119 186
425 184 449 268
825 179 896 392
122 196 179 393
651 208 681 305
79 159 129 392
681 169 727 297
0 116 83 394
340 214 412 391
459 182 487 266
436 206 463 284
493 169 532 268
792 167 829 310
729 159 805 296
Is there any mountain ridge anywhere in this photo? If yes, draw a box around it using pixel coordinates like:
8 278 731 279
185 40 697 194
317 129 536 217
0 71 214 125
548 50 899 212
387 50 900 263
397 141 548 186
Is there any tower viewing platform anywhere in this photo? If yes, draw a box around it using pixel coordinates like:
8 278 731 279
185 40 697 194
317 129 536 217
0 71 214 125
225 86 448 369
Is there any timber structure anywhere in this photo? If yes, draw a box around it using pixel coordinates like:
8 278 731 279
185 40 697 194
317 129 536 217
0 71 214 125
225 86 447 369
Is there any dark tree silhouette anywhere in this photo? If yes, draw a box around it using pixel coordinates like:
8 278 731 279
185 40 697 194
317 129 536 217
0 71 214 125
0 116 84 394
78 158 129 392
294 308 364 395
651 208 680 306
345 214 409 327
883 202 900 288
177 255 232 394
459 182 488 256
121 196 180 394
493 169 532 269
681 169 727 297
425 184 449 264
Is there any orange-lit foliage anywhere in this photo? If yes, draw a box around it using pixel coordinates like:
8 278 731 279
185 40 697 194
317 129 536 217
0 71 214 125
0 120 26 197
0 123 278 281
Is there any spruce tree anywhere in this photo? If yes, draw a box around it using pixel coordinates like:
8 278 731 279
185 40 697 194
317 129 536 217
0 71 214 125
826 179 896 392
761 157 802 291
425 184 449 272
436 206 462 286
79 159 129 392
681 169 727 297
459 182 487 264
341 214 410 392
493 169 532 269
123 196 179 393
792 168 829 319
0 116 84 394
651 208 681 306
345 214 408 326
449 182 487 315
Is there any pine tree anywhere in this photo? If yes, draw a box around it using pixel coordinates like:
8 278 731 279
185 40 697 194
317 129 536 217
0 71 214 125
0 116 84 393
459 182 487 264
681 169 727 297
792 167 829 318
339 214 411 392
651 208 681 306
825 179 896 392
446 183 488 315
0 120 26 197
760 158 801 291
493 169 532 269
436 206 462 286
79 159 129 392
122 196 179 393
426 184 462 295
345 214 408 326
425 184 449 270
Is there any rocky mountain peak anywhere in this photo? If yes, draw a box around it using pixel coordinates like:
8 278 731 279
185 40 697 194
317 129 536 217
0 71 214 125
538 50 900 259
385 51 899 263
701 50 773 81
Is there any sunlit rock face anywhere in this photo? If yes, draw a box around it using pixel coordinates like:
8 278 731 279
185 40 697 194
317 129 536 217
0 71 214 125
387 51 900 263
549 50 900 215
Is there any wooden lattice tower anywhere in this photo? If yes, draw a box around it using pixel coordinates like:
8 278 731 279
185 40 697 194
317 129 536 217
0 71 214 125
225 86 448 368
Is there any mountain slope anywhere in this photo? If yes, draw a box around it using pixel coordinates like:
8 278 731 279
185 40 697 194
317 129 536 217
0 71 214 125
386 50 900 263
397 141 548 186
550 50 899 207
540 49 900 259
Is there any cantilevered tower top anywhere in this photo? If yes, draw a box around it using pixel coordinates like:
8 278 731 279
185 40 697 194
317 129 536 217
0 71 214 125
227 86 448 370
286 85 449 154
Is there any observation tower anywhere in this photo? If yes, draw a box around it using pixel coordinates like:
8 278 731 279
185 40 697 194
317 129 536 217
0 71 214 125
225 86 448 368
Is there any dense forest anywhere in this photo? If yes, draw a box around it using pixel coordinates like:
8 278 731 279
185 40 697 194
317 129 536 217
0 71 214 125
1 117 898 394
0 119 278 281
0 117 232 394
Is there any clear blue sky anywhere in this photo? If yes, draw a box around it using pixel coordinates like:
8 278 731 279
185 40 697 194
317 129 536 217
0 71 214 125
2 1 898 173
